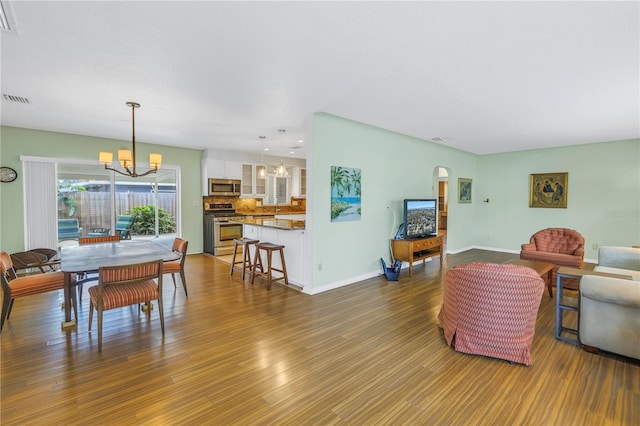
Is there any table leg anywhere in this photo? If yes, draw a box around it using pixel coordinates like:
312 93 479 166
555 274 562 339
61 272 76 329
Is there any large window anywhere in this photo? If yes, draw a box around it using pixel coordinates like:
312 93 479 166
57 164 178 243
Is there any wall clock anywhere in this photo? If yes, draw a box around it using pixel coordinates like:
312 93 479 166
0 167 18 183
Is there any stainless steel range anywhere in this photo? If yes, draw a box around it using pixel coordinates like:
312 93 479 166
203 202 244 256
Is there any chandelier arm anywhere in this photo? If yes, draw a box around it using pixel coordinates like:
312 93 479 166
104 165 134 177
135 168 157 178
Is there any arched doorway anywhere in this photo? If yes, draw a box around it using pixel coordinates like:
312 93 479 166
432 166 449 234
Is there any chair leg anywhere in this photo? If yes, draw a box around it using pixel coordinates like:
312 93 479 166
6 298 15 320
97 305 103 352
158 296 165 335
279 249 289 286
88 300 94 330
180 270 188 296
229 241 239 276
171 274 177 288
1 296 12 331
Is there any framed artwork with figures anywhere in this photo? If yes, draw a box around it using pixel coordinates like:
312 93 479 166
458 178 472 203
529 172 568 208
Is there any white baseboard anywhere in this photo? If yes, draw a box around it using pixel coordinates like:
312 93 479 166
301 246 597 295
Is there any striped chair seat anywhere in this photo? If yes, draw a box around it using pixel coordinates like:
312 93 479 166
8 272 69 297
88 279 158 311
1 251 77 331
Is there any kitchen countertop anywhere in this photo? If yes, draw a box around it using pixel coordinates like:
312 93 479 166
232 217 305 230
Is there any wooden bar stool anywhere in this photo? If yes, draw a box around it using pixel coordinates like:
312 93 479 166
251 242 289 290
229 238 259 280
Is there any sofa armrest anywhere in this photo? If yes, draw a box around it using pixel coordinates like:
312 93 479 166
598 246 640 271
581 275 640 309
573 246 584 257
521 243 536 252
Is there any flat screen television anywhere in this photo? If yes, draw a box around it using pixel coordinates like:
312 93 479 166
403 199 438 239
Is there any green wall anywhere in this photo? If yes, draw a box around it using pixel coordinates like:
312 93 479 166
308 113 639 293
309 113 478 292
477 139 640 256
0 126 203 254
2 120 638 294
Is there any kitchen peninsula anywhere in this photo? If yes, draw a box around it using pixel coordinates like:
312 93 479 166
232 217 306 288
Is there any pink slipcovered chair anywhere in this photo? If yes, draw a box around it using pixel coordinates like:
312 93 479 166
438 262 545 365
520 228 585 297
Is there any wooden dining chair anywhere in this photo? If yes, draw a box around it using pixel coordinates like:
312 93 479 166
163 238 189 296
76 235 121 303
1 251 77 331
88 259 164 352
79 235 121 244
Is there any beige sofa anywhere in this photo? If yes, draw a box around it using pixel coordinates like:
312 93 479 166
579 246 640 360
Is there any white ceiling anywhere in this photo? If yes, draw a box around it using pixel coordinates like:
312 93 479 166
1 1 638 159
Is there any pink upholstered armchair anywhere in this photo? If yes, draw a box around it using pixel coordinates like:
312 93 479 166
438 262 545 365
520 228 584 297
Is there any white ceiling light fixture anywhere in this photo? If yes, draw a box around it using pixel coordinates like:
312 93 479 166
99 101 162 178
276 129 287 177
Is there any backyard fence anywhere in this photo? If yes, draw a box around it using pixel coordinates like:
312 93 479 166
59 192 177 234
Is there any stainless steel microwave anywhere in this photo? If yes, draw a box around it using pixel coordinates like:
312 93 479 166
209 178 241 196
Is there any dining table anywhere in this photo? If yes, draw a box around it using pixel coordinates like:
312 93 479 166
60 239 180 328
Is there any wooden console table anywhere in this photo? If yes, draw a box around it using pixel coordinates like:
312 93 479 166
391 235 444 277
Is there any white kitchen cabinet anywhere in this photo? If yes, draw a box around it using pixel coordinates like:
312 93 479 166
277 229 305 285
240 163 266 197
291 166 307 197
209 159 241 180
241 224 305 287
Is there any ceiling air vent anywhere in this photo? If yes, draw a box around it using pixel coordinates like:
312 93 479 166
3 94 30 104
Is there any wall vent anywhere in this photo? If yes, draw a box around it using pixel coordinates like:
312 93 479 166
3 94 30 104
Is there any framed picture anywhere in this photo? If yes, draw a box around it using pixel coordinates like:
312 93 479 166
458 178 472 203
330 166 361 222
529 172 568 208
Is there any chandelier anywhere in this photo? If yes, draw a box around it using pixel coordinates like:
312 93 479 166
99 101 162 177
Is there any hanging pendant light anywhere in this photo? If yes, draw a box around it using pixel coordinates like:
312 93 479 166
276 129 287 177
99 101 162 177
258 136 266 178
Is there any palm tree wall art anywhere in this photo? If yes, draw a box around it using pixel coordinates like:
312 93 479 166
330 166 362 222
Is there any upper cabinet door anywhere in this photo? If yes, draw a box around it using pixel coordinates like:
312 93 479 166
208 159 241 180
241 164 266 197
241 164 254 196
291 166 306 197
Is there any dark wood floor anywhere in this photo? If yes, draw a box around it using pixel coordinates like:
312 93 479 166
1 250 638 425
